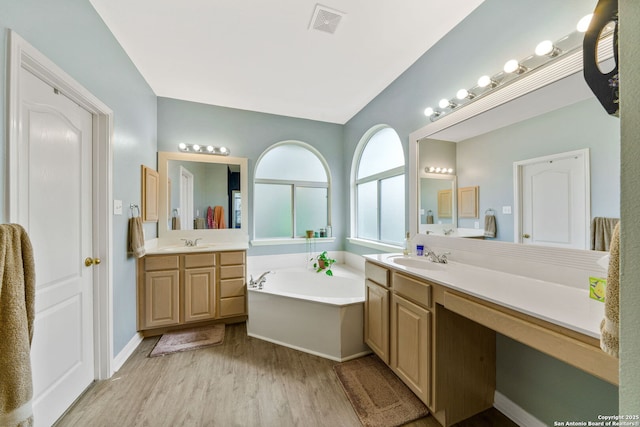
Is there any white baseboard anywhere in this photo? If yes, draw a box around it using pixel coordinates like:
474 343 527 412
494 391 546 427
111 333 144 373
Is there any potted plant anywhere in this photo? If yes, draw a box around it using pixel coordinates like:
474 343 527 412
310 251 336 276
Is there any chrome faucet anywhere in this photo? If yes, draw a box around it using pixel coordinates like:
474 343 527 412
249 271 273 289
423 247 450 264
181 238 203 247
443 228 454 236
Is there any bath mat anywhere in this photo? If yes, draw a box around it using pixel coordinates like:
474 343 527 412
149 324 225 357
333 354 428 427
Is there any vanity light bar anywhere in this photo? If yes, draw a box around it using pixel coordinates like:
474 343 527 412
178 142 230 156
423 13 597 122
426 166 454 174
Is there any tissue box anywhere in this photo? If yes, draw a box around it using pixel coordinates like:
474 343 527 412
589 277 606 302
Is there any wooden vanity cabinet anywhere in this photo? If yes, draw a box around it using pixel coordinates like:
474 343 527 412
390 273 432 405
364 262 390 364
364 260 495 427
137 250 246 334
218 251 247 318
142 255 180 329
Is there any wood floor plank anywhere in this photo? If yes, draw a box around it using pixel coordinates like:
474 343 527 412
55 323 515 427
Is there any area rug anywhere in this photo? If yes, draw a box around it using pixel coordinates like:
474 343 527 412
149 324 225 357
333 354 429 427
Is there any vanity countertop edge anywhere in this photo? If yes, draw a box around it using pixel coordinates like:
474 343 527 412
364 253 605 340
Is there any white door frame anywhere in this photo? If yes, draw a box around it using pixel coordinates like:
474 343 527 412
7 31 114 379
513 148 590 248
179 166 195 230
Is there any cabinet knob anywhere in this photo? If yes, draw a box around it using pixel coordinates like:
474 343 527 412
522 233 531 239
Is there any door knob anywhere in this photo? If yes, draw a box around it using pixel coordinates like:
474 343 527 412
84 257 102 267
522 233 531 239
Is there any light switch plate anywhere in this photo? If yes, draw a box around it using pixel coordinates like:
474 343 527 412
502 206 512 215
114 199 123 215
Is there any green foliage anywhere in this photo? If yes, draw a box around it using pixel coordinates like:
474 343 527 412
310 251 336 276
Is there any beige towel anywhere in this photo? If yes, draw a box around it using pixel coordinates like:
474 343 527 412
171 216 181 230
194 218 206 229
591 217 619 251
426 210 434 224
0 224 35 427
484 214 497 238
600 222 619 358
127 216 145 258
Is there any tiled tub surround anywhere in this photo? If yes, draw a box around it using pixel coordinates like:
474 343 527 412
367 234 617 383
246 252 369 362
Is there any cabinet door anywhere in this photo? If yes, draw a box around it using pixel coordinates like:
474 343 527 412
390 294 431 404
364 280 390 364
144 270 180 328
184 267 216 323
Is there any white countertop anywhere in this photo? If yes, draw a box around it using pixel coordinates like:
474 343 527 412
364 253 605 339
145 242 249 254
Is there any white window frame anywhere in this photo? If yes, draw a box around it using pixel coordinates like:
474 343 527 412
251 140 334 246
349 125 406 251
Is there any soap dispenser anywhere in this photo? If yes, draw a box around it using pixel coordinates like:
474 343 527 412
403 232 411 256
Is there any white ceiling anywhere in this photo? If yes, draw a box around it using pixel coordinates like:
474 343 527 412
89 0 484 124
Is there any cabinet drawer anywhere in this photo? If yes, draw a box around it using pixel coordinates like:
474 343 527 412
184 253 216 269
392 272 431 308
219 251 245 266
145 255 179 271
220 278 245 298
220 265 245 280
220 296 246 317
365 261 389 287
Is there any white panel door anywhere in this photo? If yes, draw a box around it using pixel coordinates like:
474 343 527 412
519 151 589 249
19 70 95 427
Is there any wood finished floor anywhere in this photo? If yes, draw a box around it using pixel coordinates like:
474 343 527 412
56 323 517 427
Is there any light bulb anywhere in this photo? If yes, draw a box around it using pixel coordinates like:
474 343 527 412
477 75 492 88
424 107 434 117
178 143 187 150
535 40 554 56
206 145 214 152
577 14 593 32
447 168 454 173
438 99 450 109
219 147 229 154
435 167 442 173
429 167 435 172
456 89 469 100
504 59 520 73
192 144 200 151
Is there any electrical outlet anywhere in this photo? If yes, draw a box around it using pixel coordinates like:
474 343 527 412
474 221 479 229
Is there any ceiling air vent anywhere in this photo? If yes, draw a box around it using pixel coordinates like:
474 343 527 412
309 4 345 34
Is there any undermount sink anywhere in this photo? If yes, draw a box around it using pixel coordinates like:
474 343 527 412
390 256 445 270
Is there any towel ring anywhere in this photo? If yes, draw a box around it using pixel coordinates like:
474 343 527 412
130 203 140 217
485 208 496 215
427 209 433 215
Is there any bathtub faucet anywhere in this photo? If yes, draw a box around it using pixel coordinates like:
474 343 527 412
249 271 273 289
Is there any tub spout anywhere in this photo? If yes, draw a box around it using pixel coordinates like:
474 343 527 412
249 271 273 289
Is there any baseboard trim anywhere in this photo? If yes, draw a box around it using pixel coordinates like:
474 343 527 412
494 391 546 427
112 333 144 373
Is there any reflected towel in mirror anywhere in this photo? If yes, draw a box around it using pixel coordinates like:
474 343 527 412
484 214 496 238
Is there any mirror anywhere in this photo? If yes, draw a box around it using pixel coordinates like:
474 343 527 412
418 138 457 234
158 151 248 240
409 45 620 249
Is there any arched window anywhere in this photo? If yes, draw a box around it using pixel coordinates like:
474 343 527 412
352 126 405 245
254 141 330 239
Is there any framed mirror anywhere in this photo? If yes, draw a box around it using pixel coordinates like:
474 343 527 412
158 151 248 240
409 36 619 249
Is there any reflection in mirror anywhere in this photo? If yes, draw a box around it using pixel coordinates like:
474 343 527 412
167 160 240 230
158 151 248 240
419 175 456 234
